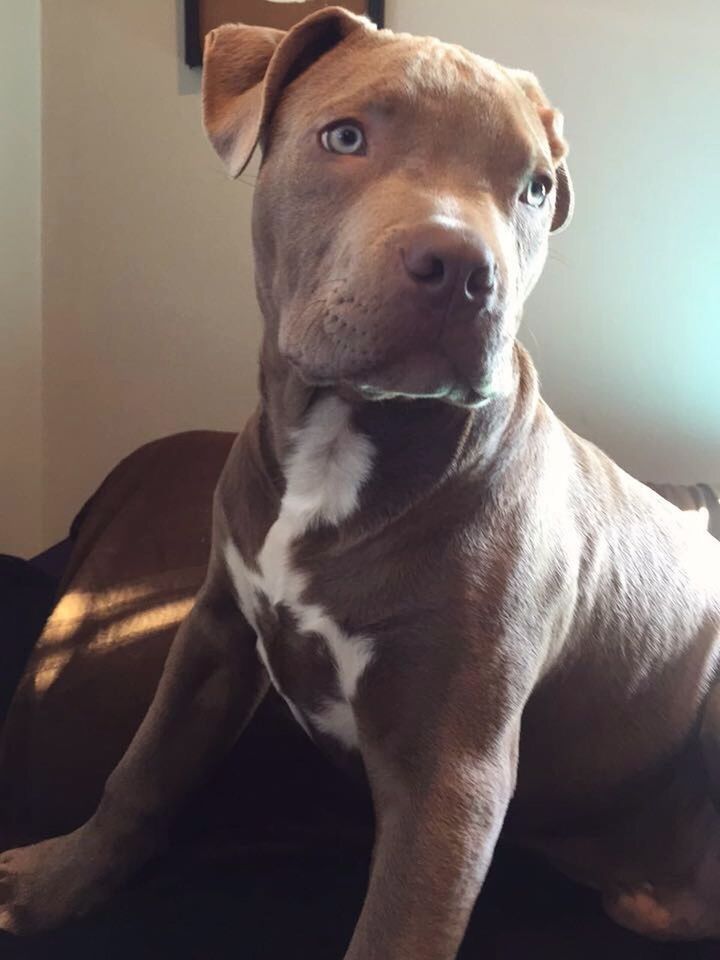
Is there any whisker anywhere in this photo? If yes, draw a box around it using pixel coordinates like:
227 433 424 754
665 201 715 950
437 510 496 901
523 323 541 353
548 251 570 268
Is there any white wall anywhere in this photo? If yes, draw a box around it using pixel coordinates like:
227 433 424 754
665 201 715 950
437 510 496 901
39 0 720 545
388 0 720 483
0 1 43 557
42 0 261 544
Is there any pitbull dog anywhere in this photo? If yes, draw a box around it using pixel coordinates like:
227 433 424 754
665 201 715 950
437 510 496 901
2 7 720 956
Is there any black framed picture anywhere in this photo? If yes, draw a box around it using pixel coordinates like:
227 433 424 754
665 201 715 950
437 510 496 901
185 0 385 68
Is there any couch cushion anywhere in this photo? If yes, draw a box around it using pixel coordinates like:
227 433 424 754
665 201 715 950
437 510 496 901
0 431 234 845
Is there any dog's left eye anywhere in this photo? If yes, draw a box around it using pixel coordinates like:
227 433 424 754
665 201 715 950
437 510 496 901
320 122 366 156
522 175 553 208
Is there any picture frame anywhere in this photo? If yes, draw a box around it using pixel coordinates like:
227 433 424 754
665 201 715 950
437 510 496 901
184 0 385 68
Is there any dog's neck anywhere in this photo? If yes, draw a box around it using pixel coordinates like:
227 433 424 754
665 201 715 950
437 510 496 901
256 333 541 512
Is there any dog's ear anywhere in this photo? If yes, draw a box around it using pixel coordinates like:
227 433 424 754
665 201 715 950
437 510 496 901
506 68 574 233
203 7 369 178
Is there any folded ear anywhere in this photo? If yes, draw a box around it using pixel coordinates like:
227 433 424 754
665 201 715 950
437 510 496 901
505 68 575 233
202 6 369 178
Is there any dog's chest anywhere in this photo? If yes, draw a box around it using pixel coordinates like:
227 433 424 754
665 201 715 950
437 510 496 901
225 396 375 750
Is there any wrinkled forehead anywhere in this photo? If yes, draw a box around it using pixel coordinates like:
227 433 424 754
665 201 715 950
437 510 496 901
277 31 550 170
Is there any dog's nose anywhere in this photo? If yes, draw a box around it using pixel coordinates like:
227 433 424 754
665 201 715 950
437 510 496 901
402 225 496 307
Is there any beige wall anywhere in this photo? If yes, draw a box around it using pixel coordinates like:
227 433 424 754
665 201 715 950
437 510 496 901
38 0 720 546
42 0 261 543
0 0 43 557
388 0 720 484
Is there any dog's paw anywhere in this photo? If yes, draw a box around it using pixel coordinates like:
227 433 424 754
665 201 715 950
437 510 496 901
0 831 111 935
605 884 675 940
604 883 712 942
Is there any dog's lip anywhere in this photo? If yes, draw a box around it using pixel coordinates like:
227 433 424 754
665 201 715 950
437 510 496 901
357 386 491 408
347 382 451 402
284 351 495 407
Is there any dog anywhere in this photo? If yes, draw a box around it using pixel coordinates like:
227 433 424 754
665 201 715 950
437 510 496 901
2 7 720 955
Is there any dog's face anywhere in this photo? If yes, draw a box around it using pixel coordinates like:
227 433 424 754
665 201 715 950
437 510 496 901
203 9 572 407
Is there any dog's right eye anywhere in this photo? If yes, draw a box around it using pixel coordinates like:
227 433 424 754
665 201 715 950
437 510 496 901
320 122 367 156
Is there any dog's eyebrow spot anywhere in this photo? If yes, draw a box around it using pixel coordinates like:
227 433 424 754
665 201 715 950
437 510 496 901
314 88 407 124
365 98 400 119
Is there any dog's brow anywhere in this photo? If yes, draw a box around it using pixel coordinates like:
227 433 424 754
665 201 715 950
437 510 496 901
317 90 405 121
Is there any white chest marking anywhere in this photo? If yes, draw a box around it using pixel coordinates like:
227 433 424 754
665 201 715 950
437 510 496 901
225 396 376 749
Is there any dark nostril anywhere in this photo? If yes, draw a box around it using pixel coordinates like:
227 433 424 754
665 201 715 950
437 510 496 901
465 262 496 303
424 256 445 285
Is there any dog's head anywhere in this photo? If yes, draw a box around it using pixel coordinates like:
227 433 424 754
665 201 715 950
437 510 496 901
203 7 573 407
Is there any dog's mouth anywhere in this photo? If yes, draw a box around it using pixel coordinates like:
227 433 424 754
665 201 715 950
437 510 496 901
279 289 515 409
347 382 493 409
286 349 501 409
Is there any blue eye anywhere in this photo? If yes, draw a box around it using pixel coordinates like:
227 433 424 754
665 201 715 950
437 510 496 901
321 122 366 156
522 175 553 208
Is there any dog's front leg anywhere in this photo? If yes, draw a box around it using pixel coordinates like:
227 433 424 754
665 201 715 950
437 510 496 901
347 677 523 960
0 564 268 934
